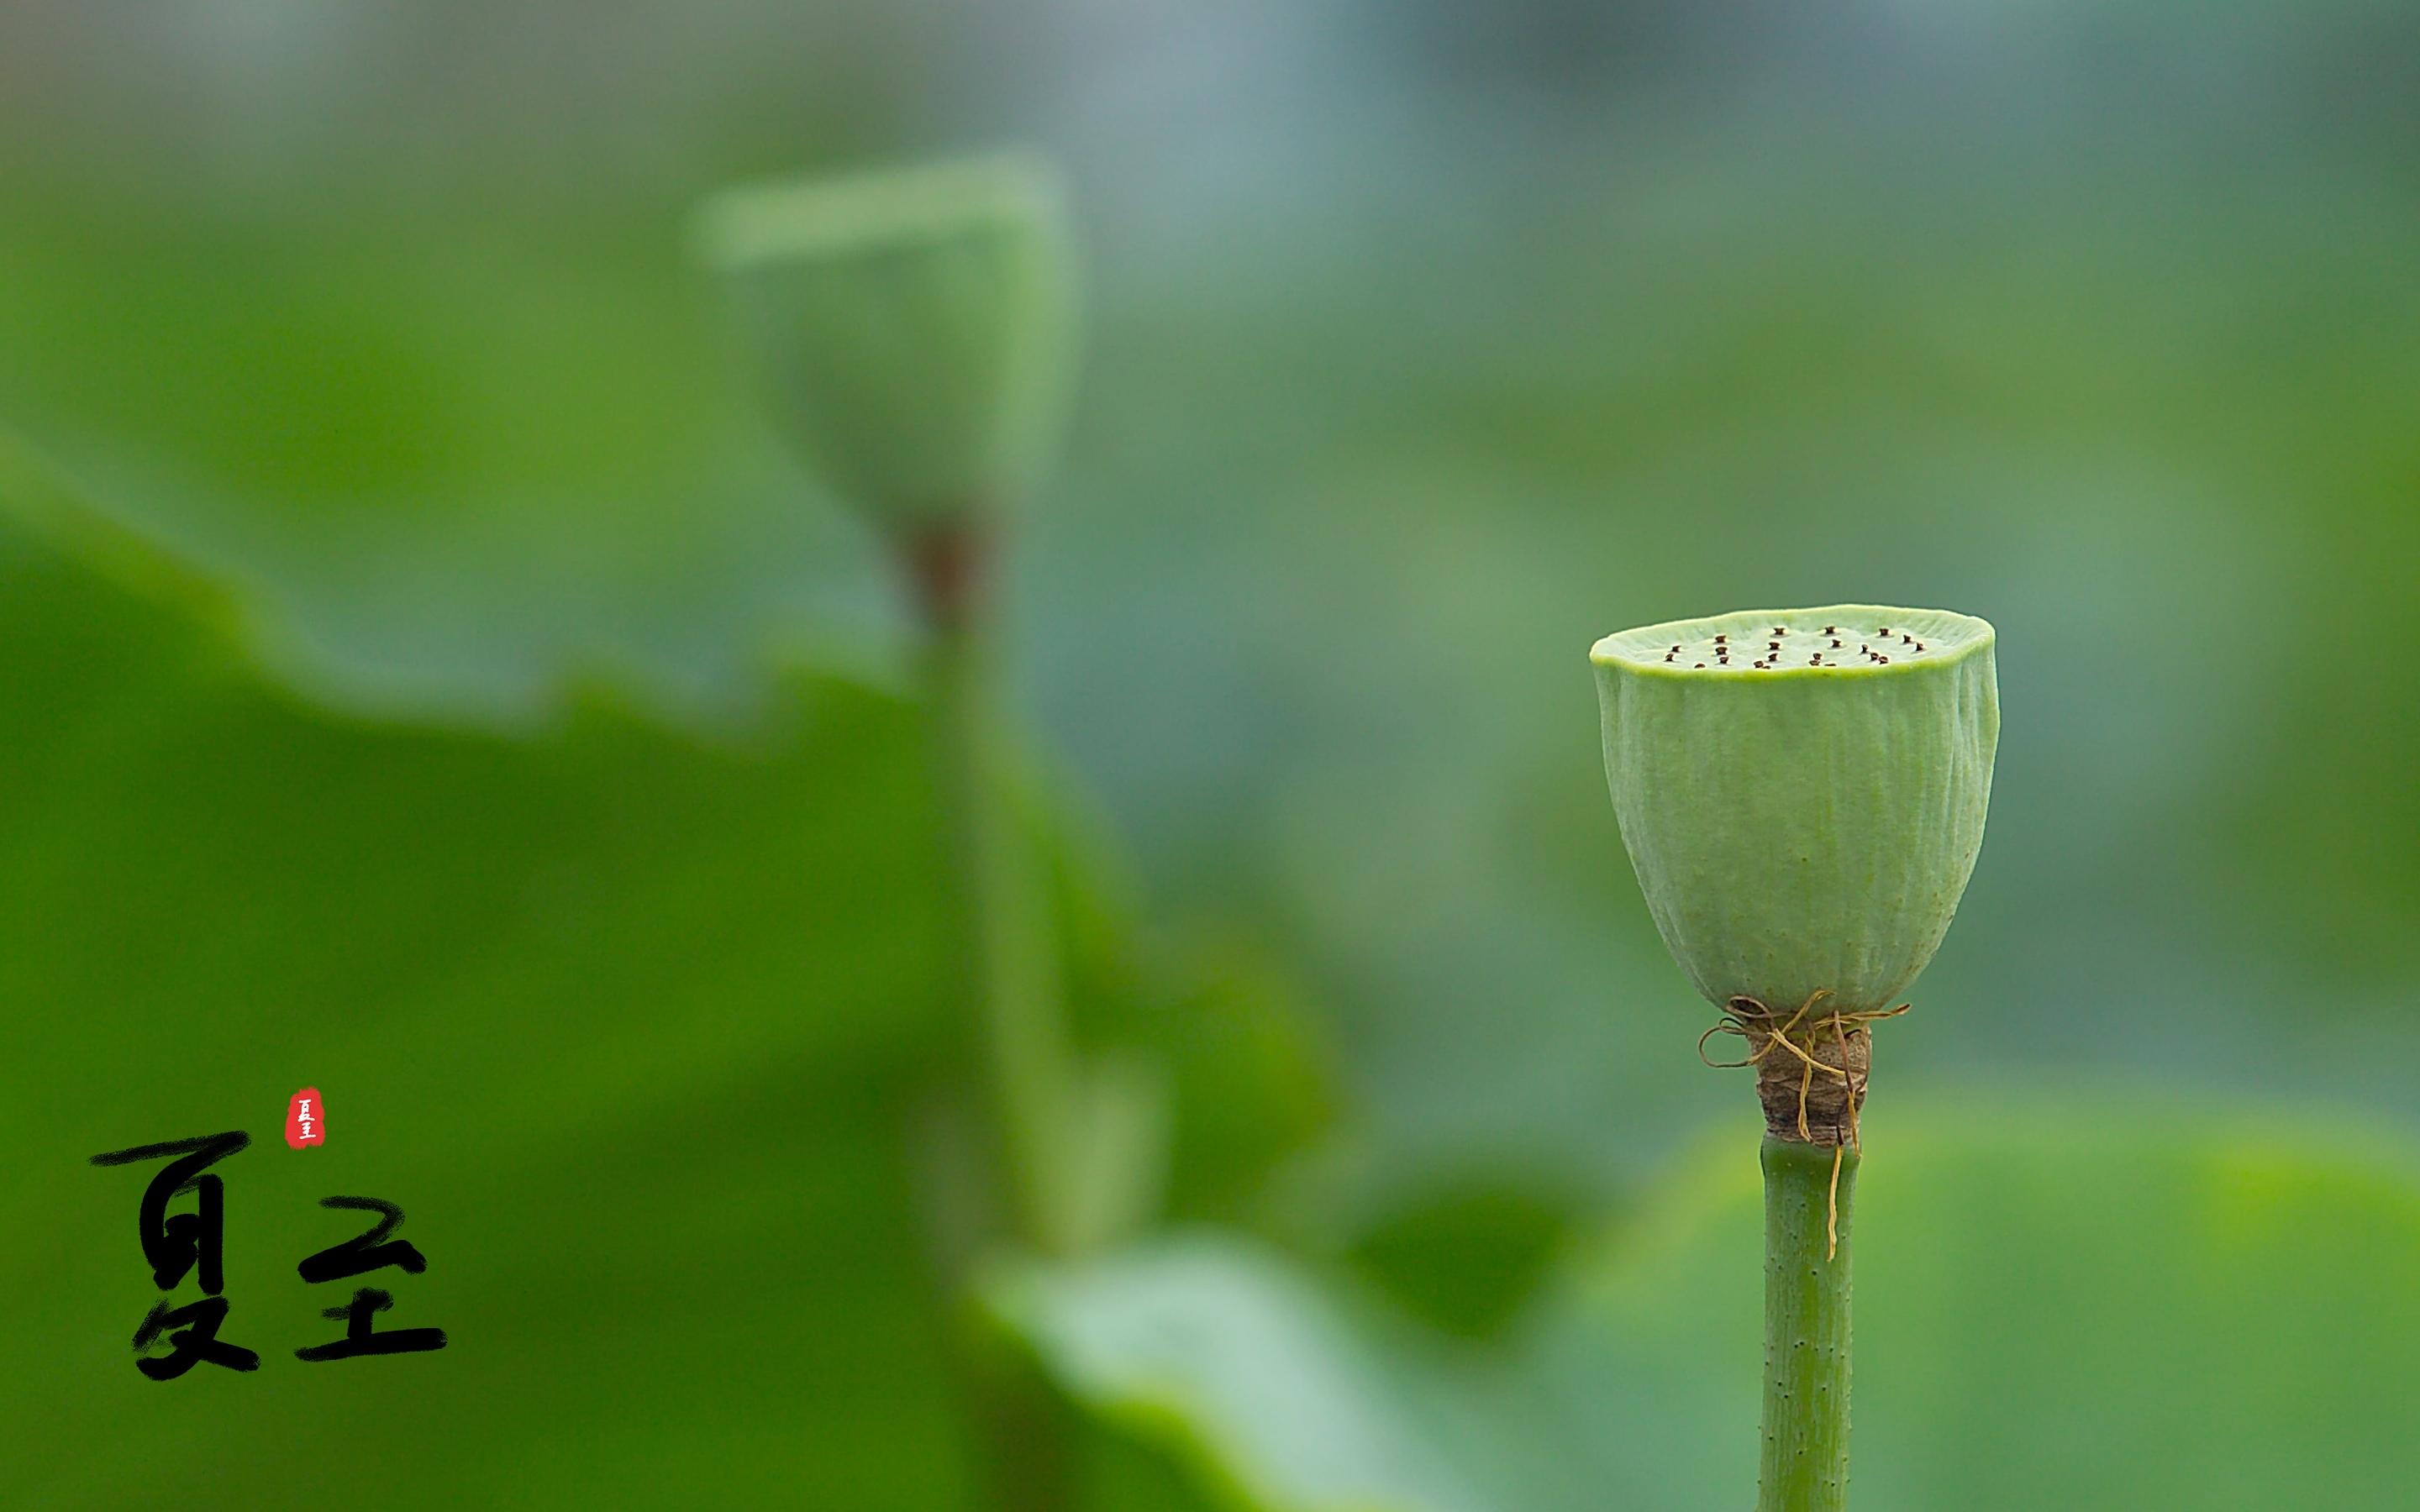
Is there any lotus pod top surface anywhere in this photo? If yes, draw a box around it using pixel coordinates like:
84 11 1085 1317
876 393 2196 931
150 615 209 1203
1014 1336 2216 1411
694 151 1077 526
1591 605 1998 1016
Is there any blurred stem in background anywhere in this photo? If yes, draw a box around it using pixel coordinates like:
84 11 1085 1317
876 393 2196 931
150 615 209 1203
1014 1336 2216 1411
908 517 1087 1509
697 151 1107 1508
695 152 1104 1260
912 521 1086 1259
1760 1137 1856 1512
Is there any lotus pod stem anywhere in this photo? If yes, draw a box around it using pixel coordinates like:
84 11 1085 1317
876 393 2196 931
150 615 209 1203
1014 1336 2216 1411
1762 1137 1856 1512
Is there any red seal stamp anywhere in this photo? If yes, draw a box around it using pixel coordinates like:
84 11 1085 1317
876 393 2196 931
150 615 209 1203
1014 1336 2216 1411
285 1088 325 1149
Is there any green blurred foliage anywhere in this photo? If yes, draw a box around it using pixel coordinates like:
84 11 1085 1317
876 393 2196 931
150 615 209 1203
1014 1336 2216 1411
1007 1102 2420 1511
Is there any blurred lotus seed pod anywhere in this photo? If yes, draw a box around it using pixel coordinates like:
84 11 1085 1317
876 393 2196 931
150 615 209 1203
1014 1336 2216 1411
1591 606 1998 1016
694 151 1079 528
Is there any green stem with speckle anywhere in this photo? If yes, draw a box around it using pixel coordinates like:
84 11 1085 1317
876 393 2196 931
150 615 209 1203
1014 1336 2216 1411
1760 1137 1857 1512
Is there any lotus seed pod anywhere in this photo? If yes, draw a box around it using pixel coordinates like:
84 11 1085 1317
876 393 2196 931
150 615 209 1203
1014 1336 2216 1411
694 151 1078 529
1591 605 1998 1021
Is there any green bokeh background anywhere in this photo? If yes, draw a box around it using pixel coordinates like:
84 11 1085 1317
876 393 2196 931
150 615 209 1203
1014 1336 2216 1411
3 2 2417 1506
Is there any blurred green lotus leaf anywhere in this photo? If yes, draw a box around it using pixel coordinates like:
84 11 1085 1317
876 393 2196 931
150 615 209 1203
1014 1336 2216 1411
693 151 1080 528
0 432 1314 1509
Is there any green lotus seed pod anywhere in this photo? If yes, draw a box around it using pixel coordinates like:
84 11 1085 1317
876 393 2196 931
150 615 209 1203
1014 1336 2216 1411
1591 605 1998 1022
694 150 1078 528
